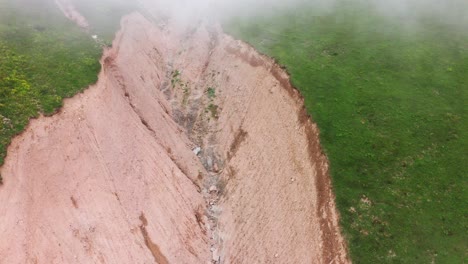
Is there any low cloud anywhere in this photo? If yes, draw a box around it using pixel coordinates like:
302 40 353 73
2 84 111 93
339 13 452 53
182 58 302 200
117 0 468 28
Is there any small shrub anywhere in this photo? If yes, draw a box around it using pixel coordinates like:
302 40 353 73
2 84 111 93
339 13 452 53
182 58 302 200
207 103 219 119
207 87 216 99
171 70 181 88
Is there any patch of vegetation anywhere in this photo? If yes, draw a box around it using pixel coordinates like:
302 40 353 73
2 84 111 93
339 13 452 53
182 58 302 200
207 103 219 119
207 87 216 99
169 69 191 105
0 0 102 166
205 86 218 119
226 3 467 263
171 69 181 88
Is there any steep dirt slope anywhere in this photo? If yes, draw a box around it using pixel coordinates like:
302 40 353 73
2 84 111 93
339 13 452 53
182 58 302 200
0 15 210 264
0 10 348 264
207 41 348 264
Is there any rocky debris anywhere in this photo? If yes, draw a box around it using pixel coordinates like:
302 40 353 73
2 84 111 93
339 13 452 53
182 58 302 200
212 163 219 173
209 185 218 193
212 248 220 262
193 147 202 155
206 156 213 168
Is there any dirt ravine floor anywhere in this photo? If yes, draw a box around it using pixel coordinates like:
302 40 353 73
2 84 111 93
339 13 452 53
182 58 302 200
0 8 349 264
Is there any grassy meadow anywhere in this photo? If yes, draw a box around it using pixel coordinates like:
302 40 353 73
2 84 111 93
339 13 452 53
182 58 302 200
0 0 101 167
226 3 467 263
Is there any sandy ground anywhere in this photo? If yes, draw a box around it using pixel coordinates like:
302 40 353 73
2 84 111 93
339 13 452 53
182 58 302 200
0 5 349 264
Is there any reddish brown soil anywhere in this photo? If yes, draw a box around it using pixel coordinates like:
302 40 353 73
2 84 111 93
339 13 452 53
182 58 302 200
0 7 349 264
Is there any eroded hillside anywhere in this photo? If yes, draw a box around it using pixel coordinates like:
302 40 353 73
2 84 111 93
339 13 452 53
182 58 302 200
0 5 348 263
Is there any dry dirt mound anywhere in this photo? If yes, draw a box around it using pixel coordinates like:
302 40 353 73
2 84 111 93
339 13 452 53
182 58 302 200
0 11 349 264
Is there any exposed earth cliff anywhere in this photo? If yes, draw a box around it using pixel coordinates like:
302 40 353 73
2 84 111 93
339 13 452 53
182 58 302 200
0 5 348 263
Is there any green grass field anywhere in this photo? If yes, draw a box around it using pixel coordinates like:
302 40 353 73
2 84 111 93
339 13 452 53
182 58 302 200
226 3 468 263
0 0 101 167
